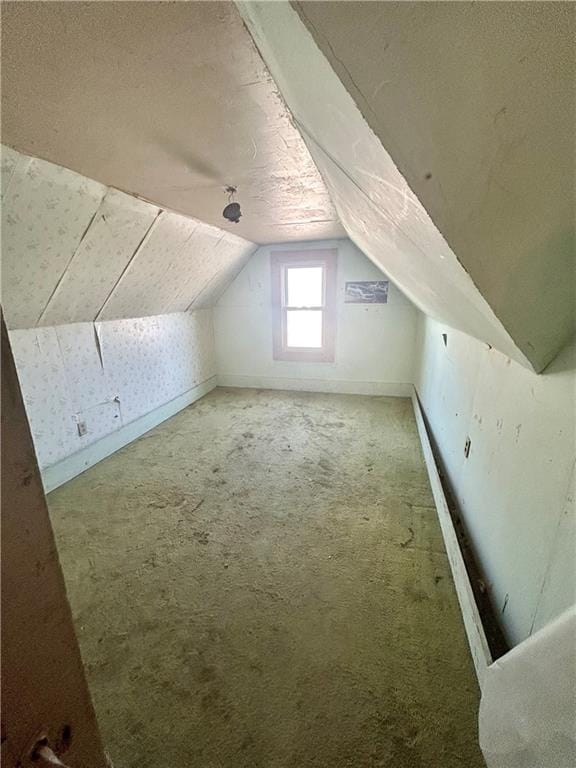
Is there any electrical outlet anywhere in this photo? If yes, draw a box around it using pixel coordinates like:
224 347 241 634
464 436 471 458
77 420 87 437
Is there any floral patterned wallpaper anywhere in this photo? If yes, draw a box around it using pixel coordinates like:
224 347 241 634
97 311 215 425
40 189 160 326
1 145 251 472
2 153 106 329
1 145 256 330
9 311 216 469
1 144 20 198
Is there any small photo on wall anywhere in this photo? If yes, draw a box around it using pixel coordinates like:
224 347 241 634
344 281 389 304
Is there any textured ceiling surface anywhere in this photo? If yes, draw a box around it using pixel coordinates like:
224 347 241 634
290 1 575 371
1 146 257 330
238 1 532 370
1 1 344 244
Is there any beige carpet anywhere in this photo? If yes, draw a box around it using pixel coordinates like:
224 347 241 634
48 388 485 768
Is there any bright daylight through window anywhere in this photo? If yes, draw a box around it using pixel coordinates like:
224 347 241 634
271 250 337 363
286 267 323 348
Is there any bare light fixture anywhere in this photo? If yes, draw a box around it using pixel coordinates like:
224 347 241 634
222 185 242 224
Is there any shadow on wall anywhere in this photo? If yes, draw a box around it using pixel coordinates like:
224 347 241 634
416 400 511 662
542 330 576 375
415 315 576 649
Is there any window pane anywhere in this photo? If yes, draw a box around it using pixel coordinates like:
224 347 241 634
286 310 323 348
286 267 323 307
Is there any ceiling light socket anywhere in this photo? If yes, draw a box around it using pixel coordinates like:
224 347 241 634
223 186 241 223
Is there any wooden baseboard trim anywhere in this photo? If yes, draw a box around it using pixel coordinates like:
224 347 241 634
42 376 217 493
411 386 493 687
217 374 413 397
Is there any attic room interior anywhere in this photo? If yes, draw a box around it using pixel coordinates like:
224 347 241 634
1 2 574 767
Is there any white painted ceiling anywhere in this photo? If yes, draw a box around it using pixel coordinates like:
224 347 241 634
298 1 574 371
2 0 571 371
1 146 256 330
238 1 531 369
0 1 344 244
239 1 575 372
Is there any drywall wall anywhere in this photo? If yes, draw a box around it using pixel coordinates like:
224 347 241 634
479 607 576 768
1 145 256 329
9 311 215 475
415 314 576 647
214 239 418 394
292 1 575 373
236 1 534 371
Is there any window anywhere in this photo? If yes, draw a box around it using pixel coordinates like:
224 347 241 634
271 249 337 362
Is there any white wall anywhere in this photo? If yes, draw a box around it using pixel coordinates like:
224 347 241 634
9 311 216 475
214 239 418 395
415 314 576 647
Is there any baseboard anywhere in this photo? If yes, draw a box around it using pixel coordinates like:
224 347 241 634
411 386 493 687
44 375 491 686
217 374 412 397
42 376 217 493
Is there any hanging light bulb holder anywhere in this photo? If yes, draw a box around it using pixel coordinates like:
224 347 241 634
223 185 242 224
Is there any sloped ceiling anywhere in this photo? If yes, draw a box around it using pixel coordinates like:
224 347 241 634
291 0 575 373
239 1 575 372
0 1 344 244
238 1 534 370
1 146 256 330
295 2 576 372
